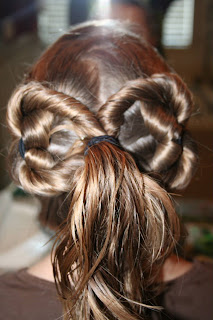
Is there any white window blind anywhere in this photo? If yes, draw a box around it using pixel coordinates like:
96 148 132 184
38 0 70 45
162 0 195 48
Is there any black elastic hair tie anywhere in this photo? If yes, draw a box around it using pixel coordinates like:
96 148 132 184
84 135 120 155
172 136 182 146
19 138 25 159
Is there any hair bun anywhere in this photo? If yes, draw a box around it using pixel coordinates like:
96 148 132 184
98 73 198 190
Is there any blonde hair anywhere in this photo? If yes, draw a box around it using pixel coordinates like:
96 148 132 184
7 21 197 319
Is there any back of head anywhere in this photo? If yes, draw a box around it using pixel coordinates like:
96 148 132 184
6 20 197 319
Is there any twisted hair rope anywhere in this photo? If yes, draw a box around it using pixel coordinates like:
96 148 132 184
7 82 105 139
98 73 193 136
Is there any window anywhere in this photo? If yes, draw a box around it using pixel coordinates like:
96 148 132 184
37 0 70 45
162 0 195 48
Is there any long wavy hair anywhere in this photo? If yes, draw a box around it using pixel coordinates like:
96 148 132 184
7 21 197 319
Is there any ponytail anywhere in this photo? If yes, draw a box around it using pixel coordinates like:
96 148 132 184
53 140 180 320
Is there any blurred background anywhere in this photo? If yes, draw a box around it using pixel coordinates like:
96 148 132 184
0 0 212 271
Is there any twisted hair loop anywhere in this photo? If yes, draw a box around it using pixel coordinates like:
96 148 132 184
7 82 105 195
98 73 197 189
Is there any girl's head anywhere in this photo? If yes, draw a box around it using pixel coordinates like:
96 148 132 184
7 21 197 319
